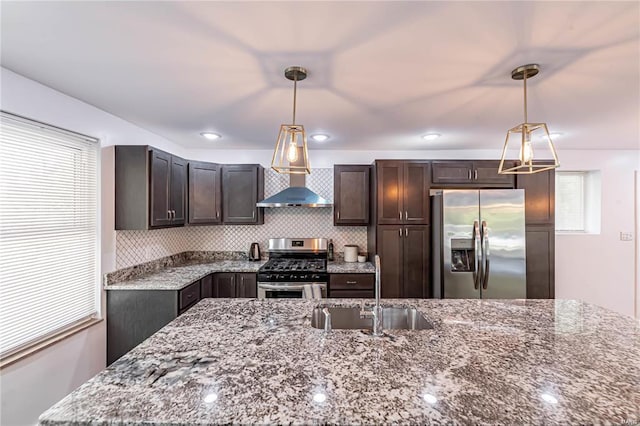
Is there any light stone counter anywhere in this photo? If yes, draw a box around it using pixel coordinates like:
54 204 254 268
104 260 265 291
40 298 640 425
327 260 375 274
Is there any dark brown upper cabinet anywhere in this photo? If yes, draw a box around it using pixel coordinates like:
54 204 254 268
376 161 430 225
516 168 555 225
334 165 370 226
431 160 514 188
221 164 264 224
115 145 186 230
188 161 221 225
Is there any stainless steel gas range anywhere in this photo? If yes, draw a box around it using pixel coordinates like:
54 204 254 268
257 238 328 299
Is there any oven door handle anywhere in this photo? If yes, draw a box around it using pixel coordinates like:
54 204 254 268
257 282 327 291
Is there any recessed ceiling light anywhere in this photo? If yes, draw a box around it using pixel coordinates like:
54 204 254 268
548 132 563 139
540 393 558 404
200 132 221 140
422 393 437 404
311 134 330 142
422 133 441 141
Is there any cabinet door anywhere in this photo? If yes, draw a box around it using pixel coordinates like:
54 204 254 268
237 273 257 298
376 225 403 298
403 226 430 298
149 149 172 227
377 162 403 224
403 162 430 224
200 274 214 298
472 161 515 186
188 161 221 225
170 156 187 225
516 169 555 225
222 165 264 224
214 273 236 298
525 225 555 298
334 165 370 225
431 161 473 185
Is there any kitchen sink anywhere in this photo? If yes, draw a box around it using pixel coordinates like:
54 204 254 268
310 306 433 330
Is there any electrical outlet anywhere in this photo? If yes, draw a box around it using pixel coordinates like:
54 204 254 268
145 247 154 260
620 232 634 241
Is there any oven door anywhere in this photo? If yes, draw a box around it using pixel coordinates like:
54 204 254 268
257 282 327 299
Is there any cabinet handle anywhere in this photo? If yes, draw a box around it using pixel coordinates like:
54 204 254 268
346 281 357 284
405 211 408 220
172 210 176 219
474 170 478 180
337 211 340 220
252 211 255 219
216 211 220 218
399 228 402 238
167 210 171 219
405 228 408 237
468 170 472 180
399 211 402 220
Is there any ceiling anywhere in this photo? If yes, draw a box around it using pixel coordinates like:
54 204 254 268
1 1 639 151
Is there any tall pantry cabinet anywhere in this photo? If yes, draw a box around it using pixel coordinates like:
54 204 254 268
368 161 431 298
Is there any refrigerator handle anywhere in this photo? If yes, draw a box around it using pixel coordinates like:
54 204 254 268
481 221 490 290
472 220 480 290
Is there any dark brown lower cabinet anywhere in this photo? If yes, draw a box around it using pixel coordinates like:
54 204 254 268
329 274 374 298
213 273 257 298
107 280 202 365
525 225 555 298
376 225 430 298
200 274 214 298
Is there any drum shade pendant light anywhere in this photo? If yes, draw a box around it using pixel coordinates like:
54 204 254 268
271 66 310 174
498 64 560 174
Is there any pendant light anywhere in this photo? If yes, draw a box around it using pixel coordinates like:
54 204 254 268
271 66 311 174
498 64 560 174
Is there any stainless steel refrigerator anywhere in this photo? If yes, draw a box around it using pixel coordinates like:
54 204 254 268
431 189 526 299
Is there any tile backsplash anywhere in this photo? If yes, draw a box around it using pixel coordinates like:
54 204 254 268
115 168 368 269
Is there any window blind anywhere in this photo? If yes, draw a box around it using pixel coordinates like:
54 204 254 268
0 112 99 361
556 171 586 232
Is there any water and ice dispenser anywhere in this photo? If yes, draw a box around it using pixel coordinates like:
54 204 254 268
450 238 475 272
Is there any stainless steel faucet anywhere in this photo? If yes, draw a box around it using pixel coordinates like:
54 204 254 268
360 255 383 336
322 307 331 333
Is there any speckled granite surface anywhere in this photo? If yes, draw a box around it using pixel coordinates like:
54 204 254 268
327 260 375 273
40 299 640 425
105 260 265 290
104 251 263 285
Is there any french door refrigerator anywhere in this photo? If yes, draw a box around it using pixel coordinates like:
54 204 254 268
432 189 526 299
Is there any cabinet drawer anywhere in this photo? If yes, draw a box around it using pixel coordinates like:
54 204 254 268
330 274 374 290
179 281 201 311
329 289 375 298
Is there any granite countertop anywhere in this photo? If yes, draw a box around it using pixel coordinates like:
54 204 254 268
104 260 265 291
327 260 375 273
40 299 640 425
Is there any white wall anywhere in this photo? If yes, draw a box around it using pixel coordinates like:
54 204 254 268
0 67 186 425
554 150 639 318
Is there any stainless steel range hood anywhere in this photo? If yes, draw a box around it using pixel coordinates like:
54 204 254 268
257 171 332 208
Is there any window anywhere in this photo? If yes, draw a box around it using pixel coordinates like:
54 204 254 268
555 170 601 233
0 111 99 364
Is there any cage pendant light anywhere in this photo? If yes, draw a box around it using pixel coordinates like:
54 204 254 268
271 66 311 174
498 64 560 175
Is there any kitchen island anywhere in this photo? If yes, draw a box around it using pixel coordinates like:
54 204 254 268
40 299 640 424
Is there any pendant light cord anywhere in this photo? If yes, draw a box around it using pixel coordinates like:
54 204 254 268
292 72 298 125
523 71 528 123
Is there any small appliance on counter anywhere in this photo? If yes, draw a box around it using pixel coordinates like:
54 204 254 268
344 245 358 262
249 242 261 261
